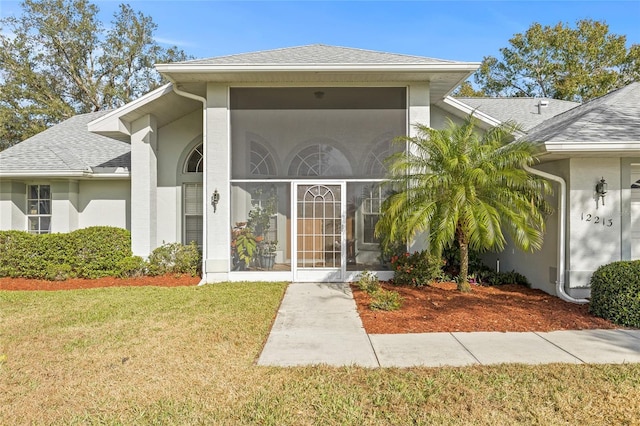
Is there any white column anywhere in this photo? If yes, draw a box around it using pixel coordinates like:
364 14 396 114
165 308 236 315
407 83 430 253
203 84 231 281
130 114 158 257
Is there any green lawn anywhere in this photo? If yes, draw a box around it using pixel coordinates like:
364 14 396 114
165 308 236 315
1 282 639 425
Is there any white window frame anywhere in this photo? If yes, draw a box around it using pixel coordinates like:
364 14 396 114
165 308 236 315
27 184 51 234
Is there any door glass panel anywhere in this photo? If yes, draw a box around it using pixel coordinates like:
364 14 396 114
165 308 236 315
346 182 389 271
297 184 342 268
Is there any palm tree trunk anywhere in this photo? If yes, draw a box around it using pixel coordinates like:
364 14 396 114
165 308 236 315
458 235 472 293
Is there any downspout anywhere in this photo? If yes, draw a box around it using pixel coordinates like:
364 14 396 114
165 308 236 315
524 165 589 304
165 78 208 284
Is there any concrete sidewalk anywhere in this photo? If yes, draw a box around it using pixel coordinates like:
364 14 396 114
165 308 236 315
257 282 640 368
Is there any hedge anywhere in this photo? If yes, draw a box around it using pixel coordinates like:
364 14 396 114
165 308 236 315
589 260 640 328
0 227 132 279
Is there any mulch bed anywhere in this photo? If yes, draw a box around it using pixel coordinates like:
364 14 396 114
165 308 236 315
352 281 619 333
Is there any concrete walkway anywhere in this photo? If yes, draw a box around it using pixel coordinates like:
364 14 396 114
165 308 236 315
258 282 640 367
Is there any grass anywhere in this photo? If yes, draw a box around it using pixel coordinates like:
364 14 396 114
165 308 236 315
1 282 640 425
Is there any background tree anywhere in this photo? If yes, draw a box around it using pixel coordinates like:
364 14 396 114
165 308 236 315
452 81 486 97
474 19 639 102
376 117 552 292
0 0 189 150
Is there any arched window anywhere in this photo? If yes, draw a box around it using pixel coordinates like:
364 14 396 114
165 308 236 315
184 144 203 173
288 144 351 177
363 134 399 177
250 141 276 176
182 143 203 247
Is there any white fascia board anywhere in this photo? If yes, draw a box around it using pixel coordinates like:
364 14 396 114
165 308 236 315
87 83 173 134
544 141 640 152
155 63 480 74
0 171 130 179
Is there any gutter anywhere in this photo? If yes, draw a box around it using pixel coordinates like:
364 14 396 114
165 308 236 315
524 165 589 304
164 79 209 284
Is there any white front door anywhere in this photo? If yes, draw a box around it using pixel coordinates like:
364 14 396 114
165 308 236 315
293 182 346 282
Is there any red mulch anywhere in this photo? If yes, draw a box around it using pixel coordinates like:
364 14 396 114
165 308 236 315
0 275 200 291
352 281 619 333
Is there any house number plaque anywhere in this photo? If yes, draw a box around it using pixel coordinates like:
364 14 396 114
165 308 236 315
580 213 613 227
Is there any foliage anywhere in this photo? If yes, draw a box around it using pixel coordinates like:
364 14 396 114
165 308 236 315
231 223 257 270
474 19 640 102
0 226 131 279
452 81 486 97
389 251 443 287
114 256 147 278
0 0 190 148
356 270 380 294
147 242 201 277
477 269 531 287
376 115 552 292
369 288 403 311
589 260 640 328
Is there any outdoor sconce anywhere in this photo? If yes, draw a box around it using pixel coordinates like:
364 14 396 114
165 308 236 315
596 177 607 208
211 189 220 213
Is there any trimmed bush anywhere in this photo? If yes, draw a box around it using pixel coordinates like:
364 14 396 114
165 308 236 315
0 227 132 279
147 242 201 276
390 251 442 287
477 269 531 287
589 260 640 328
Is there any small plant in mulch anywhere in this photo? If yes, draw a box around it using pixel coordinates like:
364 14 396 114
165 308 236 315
369 288 403 311
356 270 381 294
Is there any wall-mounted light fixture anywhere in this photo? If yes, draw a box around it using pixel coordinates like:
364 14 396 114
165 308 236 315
595 177 607 208
211 189 220 213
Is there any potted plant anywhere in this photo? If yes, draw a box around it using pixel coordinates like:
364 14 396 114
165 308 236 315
258 240 278 270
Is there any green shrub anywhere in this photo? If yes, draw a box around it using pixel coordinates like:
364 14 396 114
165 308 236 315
390 251 442 287
115 256 147 278
0 227 132 279
356 270 380 294
68 227 132 278
477 270 531 287
370 289 403 311
147 242 201 276
589 260 640 328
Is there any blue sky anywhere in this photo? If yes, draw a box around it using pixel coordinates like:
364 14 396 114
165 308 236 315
1 1 639 62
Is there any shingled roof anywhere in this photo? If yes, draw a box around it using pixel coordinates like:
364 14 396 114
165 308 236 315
181 44 463 66
0 110 130 176
525 82 640 143
456 97 580 132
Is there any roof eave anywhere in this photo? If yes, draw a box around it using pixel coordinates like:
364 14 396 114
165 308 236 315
155 63 481 73
0 170 131 179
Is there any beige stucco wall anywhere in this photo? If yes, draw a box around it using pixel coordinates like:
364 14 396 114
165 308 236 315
78 180 130 230
0 180 27 230
156 109 202 246
566 157 623 293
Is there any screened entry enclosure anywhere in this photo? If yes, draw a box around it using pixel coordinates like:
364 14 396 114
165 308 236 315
229 87 406 281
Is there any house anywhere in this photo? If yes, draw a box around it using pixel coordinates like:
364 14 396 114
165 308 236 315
481 82 640 300
1 44 637 299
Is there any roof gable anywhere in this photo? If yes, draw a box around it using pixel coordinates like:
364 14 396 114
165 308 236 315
0 111 130 176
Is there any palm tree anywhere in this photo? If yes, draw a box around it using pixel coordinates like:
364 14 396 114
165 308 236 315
376 116 552 292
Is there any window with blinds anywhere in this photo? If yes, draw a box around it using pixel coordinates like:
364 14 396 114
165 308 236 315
183 183 203 247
